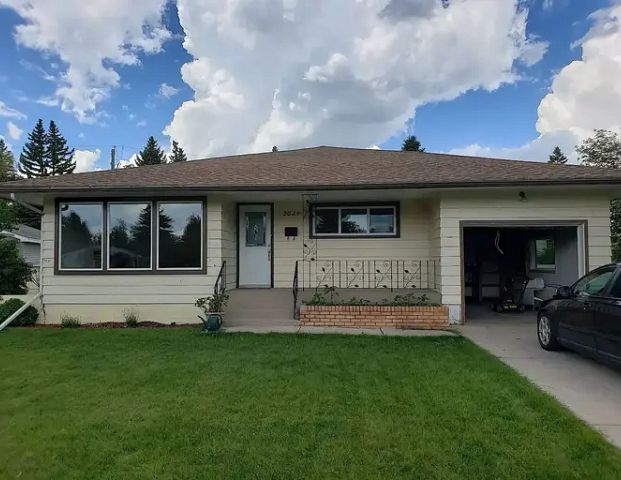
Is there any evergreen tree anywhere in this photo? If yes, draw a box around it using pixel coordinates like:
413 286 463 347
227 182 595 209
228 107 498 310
170 140 188 162
401 135 425 152
0 139 15 182
548 146 568 164
135 136 167 166
19 119 47 177
45 120 76 175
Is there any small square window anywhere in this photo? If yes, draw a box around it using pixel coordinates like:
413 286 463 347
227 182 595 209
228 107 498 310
341 208 368 234
369 207 395 234
531 238 555 271
314 208 339 234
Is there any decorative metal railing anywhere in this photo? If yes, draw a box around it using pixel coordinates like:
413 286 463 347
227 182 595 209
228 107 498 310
214 261 227 295
298 259 439 291
292 260 299 319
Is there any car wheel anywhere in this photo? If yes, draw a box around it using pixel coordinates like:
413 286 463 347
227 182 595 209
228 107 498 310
537 312 560 351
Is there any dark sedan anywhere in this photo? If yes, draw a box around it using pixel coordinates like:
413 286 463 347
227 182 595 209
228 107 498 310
538 264 621 368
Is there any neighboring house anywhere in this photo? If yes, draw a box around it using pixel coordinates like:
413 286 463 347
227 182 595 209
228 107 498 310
0 146 620 325
0 224 41 267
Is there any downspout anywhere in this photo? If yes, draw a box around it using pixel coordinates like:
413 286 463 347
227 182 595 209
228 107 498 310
0 194 46 329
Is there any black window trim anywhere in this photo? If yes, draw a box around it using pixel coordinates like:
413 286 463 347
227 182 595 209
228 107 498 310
309 201 400 239
55 197 207 275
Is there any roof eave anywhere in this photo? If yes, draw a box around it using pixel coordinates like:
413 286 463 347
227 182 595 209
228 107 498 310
2 178 621 195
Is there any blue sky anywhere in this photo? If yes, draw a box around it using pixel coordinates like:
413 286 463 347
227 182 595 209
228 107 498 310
0 0 619 170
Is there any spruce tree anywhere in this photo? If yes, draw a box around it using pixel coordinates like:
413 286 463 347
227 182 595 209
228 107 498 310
170 140 188 162
0 139 15 182
136 136 167 166
401 135 425 152
548 146 568 164
46 120 76 175
19 119 47 177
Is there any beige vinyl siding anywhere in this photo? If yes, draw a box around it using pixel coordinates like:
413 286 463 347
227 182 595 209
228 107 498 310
221 200 237 289
40 196 219 324
272 199 435 288
438 189 612 323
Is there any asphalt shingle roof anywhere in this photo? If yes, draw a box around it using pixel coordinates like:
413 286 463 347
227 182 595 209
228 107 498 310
2 146 621 193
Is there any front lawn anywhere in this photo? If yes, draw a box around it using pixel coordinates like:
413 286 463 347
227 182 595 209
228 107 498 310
1 330 620 479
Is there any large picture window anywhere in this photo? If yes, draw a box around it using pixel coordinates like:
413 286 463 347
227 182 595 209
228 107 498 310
158 202 203 270
59 202 104 270
311 204 398 238
108 202 152 270
58 199 205 274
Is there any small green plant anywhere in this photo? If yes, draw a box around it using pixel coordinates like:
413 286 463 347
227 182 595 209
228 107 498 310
123 308 139 328
0 298 39 326
195 291 229 314
195 291 229 332
61 314 81 328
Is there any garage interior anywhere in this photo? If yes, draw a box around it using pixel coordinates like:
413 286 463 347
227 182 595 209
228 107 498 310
463 225 583 320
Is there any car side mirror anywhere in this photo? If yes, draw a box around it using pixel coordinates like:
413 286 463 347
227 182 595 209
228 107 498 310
556 286 572 299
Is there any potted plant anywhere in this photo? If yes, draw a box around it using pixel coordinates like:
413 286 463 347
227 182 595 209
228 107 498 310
195 291 229 332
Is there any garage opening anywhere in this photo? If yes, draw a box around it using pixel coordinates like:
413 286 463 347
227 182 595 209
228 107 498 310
463 225 585 321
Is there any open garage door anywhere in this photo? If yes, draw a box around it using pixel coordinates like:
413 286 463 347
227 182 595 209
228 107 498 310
463 224 586 321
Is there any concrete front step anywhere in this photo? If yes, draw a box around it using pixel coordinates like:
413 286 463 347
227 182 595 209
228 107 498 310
224 288 297 327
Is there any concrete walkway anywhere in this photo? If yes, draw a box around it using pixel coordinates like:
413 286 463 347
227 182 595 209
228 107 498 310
460 310 621 449
222 325 455 337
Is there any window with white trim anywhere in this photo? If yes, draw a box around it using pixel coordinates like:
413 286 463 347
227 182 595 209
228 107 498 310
312 204 398 237
530 237 556 271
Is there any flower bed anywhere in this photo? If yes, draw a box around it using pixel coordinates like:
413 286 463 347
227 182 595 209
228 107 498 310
299 304 449 329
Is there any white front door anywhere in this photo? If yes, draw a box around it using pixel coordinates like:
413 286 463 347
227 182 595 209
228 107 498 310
238 204 272 287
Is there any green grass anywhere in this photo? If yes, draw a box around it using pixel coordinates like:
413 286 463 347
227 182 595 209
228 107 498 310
1 330 620 479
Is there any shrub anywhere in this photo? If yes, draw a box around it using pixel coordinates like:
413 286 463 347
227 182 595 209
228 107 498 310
61 314 81 328
0 238 33 294
123 308 139 328
0 298 38 326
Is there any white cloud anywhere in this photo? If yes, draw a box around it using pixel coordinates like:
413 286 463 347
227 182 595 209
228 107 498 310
453 4 621 163
165 0 547 158
158 82 179 98
6 121 23 141
136 119 147 127
73 149 101 172
0 100 26 119
1 0 170 123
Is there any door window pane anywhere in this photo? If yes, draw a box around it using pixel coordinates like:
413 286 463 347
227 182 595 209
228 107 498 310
108 203 152 269
341 208 368 234
314 208 338 234
573 268 616 296
59 203 103 269
245 212 266 247
158 202 203 269
369 207 395 234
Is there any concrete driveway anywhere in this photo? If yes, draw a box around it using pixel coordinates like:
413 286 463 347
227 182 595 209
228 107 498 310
460 306 621 449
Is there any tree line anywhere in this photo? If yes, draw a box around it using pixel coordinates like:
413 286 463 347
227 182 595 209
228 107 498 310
0 121 189 183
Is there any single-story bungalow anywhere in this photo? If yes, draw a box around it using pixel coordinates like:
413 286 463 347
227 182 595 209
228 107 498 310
1 146 620 326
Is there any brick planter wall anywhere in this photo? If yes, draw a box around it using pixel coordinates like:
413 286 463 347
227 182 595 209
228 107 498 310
299 305 449 329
